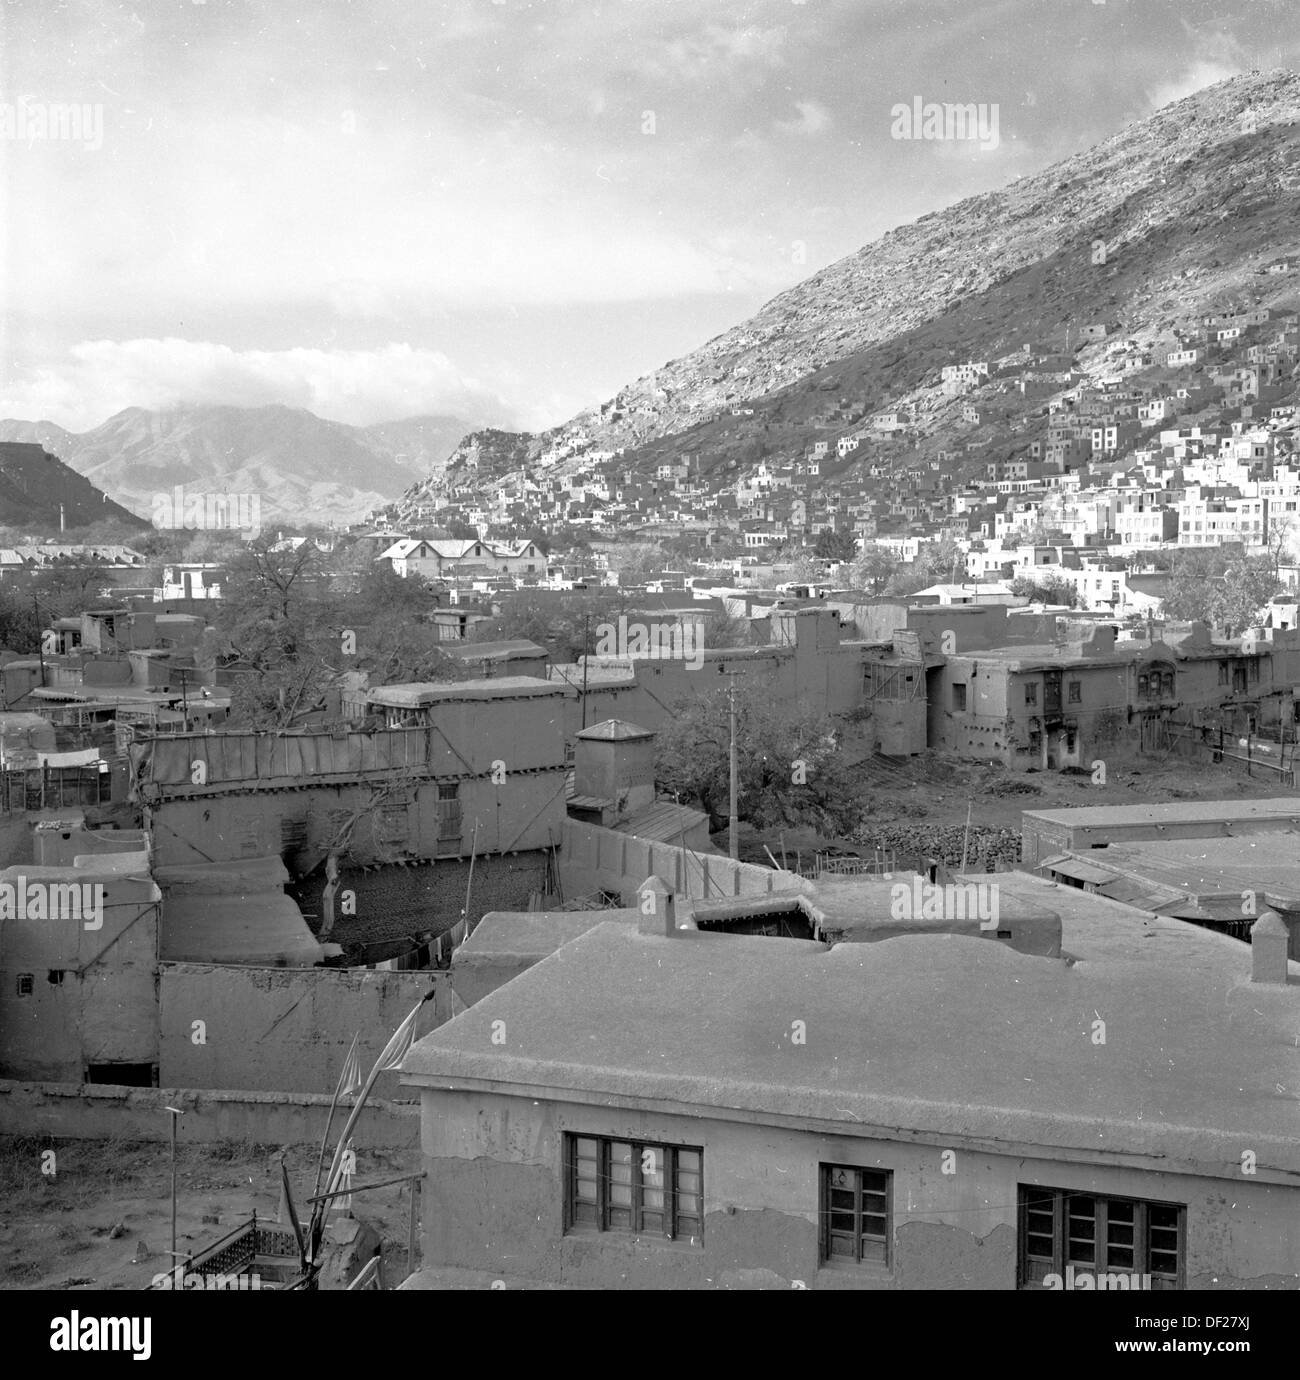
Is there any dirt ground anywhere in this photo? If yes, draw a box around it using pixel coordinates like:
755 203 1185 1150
852 749 1299 831
0 1137 422 1291
732 749 1299 867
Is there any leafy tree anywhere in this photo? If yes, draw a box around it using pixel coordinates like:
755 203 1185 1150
1160 549 1280 635
814 529 857 562
785 553 823 583
653 681 859 835
701 612 753 648
1218 554 1282 636
848 546 898 594
1012 520 1055 546
883 533 968 596
1011 573 1078 607
211 538 341 728
0 585 41 652
606 541 668 580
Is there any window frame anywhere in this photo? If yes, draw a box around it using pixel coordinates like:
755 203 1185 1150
952 682 967 712
1067 680 1081 704
563 1134 703 1244
1017 1185 1185 1289
820 1163 893 1269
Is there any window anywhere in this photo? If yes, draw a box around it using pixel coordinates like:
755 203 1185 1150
822 1164 892 1266
1019 1186 1184 1289
1025 682 1038 705
952 683 967 712
16 973 34 997
1067 681 1081 703
1218 661 1229 685
565 1135 702 1243
1249 659 1260 683
47 970 65 986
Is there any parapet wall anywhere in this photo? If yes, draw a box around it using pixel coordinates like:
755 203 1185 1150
558 816 805 904
0 1079 418 1149
159 963 461 1098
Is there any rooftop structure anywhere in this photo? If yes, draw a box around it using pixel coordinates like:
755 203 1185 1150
402 867 1300 1288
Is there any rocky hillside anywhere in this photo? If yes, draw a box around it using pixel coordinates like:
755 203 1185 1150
391 68 1300 509
0 440 148 531
0 405 474 528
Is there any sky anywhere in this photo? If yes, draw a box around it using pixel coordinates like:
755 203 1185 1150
0 0 1297 435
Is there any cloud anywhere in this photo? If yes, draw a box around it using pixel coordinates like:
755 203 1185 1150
1146 57 1245 113
774 100 833 136
0 339 516 432
1144 27 1250 113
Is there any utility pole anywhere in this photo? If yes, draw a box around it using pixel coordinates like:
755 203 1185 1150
728 674 739 861
176 667 190 728
581 614 590 730
166 1105 186 1286
33 595 46 687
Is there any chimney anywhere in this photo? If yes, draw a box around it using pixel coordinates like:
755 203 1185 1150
1250 910 1291 984
637 875 676 936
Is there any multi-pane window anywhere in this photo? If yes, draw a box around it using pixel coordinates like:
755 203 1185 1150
1025 682 1038 705
1067 681 1081 703
821 1165 891 1266
1018 1186 1184 1288
565 1135 702 1243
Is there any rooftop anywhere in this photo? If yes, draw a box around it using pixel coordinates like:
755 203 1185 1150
438 640 548 662
1069 833 1300 911
1023 797 1300 830
365 676 566 707
576 718 654 742
403 870 1300 1179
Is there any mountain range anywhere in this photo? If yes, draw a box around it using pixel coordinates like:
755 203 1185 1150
0 407 474 530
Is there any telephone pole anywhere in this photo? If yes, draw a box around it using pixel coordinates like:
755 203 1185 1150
581 614 590 730
728 673 739 861
33 595 47 687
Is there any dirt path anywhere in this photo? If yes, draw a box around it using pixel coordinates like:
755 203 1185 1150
0 1138 421 1291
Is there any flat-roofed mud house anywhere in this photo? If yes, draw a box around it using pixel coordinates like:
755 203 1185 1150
0 820 159 1084
401 871 1300 1289
130 678 571 949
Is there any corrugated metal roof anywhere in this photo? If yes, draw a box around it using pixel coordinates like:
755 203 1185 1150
612 801 710 842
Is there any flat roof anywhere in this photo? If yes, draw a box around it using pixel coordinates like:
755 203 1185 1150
1023 798 1300 830
439 640 548 661
455 908 641 963
365 676 566 706
404 870 1300 1176
1082 834 1300 909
